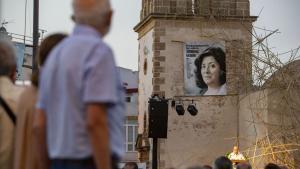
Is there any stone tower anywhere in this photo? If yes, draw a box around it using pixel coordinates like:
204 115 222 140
135 0 257 168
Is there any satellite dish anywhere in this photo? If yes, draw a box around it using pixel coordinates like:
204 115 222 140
0 26 7 33
1 20 13 33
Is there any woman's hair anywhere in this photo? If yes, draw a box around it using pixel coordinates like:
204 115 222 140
38 33 67 66
31 33 67 87
194 46 226 88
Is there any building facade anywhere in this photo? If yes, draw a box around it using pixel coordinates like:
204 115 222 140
119 68 139 160
134 0 257 168
119 67 147 169
135 1 300 168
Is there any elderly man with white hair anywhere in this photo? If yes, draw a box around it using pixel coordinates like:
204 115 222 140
34 0 125 169
0 37 23 169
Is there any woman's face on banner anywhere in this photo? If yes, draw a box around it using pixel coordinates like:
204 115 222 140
201 56 221 87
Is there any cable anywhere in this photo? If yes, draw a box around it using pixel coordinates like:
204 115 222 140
24 0 28 44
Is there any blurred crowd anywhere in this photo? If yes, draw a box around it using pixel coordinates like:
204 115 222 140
1 0 123 169
184 156 288 169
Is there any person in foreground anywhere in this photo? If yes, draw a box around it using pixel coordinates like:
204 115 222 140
264 163 281 169
194 47 226 96
123 162 138 169
34 0 125 169
0 36 23 169
13 33 66 169
214 156 233 169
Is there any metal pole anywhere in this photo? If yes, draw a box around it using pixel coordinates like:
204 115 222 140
152 138 158 169
32 0 39 73
237 98 240 148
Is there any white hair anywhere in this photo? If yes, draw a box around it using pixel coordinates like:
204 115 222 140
72 0 111 27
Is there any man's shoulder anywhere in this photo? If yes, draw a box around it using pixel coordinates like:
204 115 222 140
69 32 105 45
0 77 24 97
0 79 24 112
65 34 112 55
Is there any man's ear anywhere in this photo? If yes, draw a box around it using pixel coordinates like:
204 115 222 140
106 10 113 28
10 66 17 82
71 15 76 22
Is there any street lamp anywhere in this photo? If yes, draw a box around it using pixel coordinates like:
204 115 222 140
175 104 185 116
173 100 198 116
187 104 198 116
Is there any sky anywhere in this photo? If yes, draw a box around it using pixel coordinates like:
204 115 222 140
250 0 300 60
1 0 299 71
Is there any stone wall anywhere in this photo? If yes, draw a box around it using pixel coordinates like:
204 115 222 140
138 28 155 134
161 96 239 169
239 88 300 168
149 19 253 97
158 20 251 168
140 0 250 20
136 17 254 168
238 61 300 168
136 0 255 168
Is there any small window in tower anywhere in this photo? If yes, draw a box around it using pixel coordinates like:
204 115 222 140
143 59 148 75
126 97 131 102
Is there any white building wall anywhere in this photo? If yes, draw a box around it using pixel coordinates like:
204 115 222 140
119 67 138 89
118 67 140 163
138 29 154 134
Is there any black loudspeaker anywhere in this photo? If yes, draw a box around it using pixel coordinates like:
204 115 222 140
148 97 168 138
